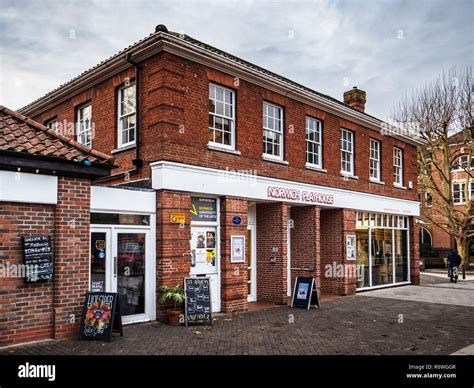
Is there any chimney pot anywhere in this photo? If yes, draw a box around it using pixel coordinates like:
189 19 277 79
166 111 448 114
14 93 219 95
155 24 168 33
344 87 366 112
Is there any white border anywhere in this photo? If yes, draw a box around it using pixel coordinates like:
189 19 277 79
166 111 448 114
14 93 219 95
0 171 57 204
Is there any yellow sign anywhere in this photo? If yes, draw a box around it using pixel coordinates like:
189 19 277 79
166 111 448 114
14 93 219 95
170 212 186 224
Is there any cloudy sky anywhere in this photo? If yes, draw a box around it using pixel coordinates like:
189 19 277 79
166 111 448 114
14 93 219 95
1 0 472 121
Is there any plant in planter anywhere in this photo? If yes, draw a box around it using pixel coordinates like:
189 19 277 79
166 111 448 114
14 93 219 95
159 285 185 326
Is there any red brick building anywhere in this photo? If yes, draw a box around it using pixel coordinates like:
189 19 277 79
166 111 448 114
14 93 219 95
2 24 422 345
418 129 473 265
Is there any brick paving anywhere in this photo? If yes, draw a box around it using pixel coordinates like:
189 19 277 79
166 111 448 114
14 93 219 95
0 292 472 356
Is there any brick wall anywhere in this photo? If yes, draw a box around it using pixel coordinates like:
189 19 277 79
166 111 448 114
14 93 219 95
0 176 91 347
320 208 357 295
289 206 321 293
53 177 91 339
155 190 191 321
410 217 421 285
0 202 55 346
31 51 418 204
256 202 288 304
220 197 248 313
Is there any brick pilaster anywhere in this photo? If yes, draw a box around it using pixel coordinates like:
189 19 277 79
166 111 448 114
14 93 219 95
256 202 289 304
220 197 248 313
410 217 420 285
53 177 91 339
156 190 191 321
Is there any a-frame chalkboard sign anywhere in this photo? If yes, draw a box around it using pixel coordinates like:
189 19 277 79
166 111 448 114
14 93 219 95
184 277 213 326
291 277 321 309
79 292 123 341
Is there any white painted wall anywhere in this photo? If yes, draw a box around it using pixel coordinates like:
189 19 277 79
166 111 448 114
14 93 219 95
150 161 420 216
0 171 57 204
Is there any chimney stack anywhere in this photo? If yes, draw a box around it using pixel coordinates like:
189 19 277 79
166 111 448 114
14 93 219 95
343 86 366 112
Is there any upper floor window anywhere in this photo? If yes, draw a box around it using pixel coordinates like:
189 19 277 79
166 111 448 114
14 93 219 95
208 83 235 149
425 191 432 207
340 128 354 175
393 147 403 186
118 83 136 148
452 154 473 171
76 104 92 148
452 182 467 204
263 102 283 159
45 118 58 133
306 117 322 168
369 139 381 181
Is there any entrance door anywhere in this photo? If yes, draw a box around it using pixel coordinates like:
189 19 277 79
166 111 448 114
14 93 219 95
287 213 292 297
246 224 257 302
90 227 150 323
190 226 220 312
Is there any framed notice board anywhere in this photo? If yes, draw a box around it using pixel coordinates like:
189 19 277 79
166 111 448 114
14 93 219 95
184 277 212 325
79 292 123 341
291 277 320 309
22 235 53 283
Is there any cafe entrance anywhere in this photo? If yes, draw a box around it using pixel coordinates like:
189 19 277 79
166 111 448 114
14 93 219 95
90 213 154 324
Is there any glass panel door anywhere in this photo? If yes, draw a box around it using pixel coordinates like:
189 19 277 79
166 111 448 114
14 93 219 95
90 230 110 292
394 229 408 282
246 226 256 302
116 232 146 316
371 229 393 286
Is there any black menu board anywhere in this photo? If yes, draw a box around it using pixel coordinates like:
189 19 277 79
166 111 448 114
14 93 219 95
22 235 53 283
79 292 123 341
184 277 212 325
291 277 320 309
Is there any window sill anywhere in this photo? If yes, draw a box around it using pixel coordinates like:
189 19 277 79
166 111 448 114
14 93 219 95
340 172 359 180
305 163 327 173
207 144 241 155
393 184 407 190
111 144 136 154
369 178 385 185
262 155 289 165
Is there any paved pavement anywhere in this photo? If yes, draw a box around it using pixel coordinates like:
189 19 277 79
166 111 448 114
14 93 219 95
1 275 472 356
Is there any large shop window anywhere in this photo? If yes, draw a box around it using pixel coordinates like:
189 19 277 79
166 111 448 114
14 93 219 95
355 212 409 289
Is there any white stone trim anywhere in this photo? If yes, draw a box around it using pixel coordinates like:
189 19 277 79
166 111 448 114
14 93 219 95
150 161 420 216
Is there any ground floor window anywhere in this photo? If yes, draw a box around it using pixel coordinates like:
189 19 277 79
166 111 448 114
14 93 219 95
355 212 409 289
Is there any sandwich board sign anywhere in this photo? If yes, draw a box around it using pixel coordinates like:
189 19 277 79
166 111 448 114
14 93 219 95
79 292 123 341
184 277 212 325
291 277 320 309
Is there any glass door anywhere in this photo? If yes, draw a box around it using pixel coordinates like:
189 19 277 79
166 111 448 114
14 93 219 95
90 227 150 323
115 231 146 319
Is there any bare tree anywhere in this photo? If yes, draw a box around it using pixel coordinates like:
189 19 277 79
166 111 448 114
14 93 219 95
393 67 473 272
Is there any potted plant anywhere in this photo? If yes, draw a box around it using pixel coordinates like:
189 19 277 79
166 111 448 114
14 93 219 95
159 285 185 326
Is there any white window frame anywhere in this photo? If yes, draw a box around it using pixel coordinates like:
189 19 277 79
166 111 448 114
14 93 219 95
393 147 403 186
453 154 473 171
424 191 432 207
263 102 284 160
340 128 354 175
76 104 92 148
306 117 322 168
208 83 235 150
45 118 58 133
452 181 469 204
369 139 381 181
117 83 136 149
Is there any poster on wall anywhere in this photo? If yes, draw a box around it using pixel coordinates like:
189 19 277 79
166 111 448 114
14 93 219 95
346 235 357 261
79 292 123 341
231 236 245 263
190 228 217 272
189 197 217 222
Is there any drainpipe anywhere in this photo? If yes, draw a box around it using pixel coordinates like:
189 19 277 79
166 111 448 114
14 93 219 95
96 54 143 184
